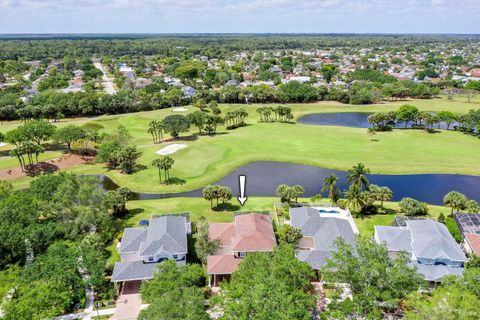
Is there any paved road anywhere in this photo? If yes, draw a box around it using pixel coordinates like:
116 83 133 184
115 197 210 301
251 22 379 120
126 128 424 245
93 62 117 95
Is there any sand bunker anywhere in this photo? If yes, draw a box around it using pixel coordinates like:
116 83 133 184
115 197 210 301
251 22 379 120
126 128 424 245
156 144 187 155
172 107 188 112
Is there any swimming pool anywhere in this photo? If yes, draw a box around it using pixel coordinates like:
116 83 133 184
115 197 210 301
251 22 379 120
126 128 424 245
318 209 341 214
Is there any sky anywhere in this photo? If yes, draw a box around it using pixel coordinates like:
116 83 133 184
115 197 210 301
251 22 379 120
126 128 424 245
0 0 479 34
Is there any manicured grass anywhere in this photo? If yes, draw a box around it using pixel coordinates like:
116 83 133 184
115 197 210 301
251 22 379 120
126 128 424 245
2 96 480 193
125 196 277 226
354 201 452 238
0 151 64 169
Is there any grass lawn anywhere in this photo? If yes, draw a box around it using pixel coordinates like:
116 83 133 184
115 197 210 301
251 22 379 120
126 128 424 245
2 96 480 192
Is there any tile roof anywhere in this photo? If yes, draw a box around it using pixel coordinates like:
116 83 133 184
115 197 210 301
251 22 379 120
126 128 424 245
207 255 242 274
465 233 480 256
206 214 276 275
209 214 276 252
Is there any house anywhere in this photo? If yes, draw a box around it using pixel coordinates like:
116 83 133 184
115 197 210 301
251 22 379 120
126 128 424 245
374 219 467 283
464 233 480 256
289 206 357 271
206 213 276 287
134 77 153 89
111 215 191 285
454 212 480 256
182 86 196 98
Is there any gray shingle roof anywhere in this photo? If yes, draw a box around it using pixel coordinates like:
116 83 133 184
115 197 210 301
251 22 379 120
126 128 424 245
111 260 159 282
118 216 188 257
138 215 188 257
118 228 147 253
406 220 467 262
374 226 412 252
111 257 187 282
290 207 356 269
413 262 464 282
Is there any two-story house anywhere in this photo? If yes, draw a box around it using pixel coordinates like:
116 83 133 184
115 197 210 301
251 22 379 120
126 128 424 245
111 215 191 286
206 213 276 287
374 219 467 283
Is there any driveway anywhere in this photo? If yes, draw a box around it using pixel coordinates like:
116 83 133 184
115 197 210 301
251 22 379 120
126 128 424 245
111 281 142 320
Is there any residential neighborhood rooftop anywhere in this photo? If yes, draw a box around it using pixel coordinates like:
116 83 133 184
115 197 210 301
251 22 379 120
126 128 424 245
290 206 357 270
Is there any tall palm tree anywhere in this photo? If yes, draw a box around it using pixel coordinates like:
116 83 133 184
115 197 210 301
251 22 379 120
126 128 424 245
348 163 370 190
151 159 163 184
321 174 341 203
344 184 366 212
163 156 175 183
378 186 393 207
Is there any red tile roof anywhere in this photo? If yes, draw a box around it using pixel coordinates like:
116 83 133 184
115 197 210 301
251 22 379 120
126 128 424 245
207 214 277 275
209 223 235 246
209 214 276 252
465 233 480 256
207 255 242 274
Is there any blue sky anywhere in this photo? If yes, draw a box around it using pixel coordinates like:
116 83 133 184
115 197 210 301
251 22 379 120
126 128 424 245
0 0 479 34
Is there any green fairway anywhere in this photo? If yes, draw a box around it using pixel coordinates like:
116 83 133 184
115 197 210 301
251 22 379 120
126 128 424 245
1 96 480 193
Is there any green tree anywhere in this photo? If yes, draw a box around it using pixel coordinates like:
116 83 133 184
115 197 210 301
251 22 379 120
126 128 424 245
194 216 220 264
321 173 341 203
396 104 420 128
151 158 163 184
202 185 217 209
216 245 315 319
405 268 480 320
322 238 424 319
140 261 208 320
321 64 338 83
347 163 370 190
443 191 468 214
277 224 303 246
162 115 191 139
399 197 429 216
187 111 208 134
369 184 393 207
344 184 366 212
52 125 85 152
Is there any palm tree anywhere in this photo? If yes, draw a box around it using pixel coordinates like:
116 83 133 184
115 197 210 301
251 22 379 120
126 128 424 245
443 191 468 214
348 163 370 190
344 184 366 212
203 185 217 209
322 174 341 203
151 159 163 184
163 156 175 183
378 186 393 207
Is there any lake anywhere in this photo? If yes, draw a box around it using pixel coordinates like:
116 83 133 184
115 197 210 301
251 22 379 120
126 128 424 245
297 112 458 130
95 161 480 205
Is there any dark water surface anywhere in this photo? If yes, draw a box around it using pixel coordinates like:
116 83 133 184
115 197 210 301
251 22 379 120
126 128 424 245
95 161 480 205
297 112 459 130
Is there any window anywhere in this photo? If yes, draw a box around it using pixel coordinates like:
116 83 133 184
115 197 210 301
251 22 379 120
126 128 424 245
173 255 178 259
148 257 154 262
239 252 246 258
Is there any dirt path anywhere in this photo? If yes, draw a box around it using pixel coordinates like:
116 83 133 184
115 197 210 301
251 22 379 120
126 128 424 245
0 153 95 180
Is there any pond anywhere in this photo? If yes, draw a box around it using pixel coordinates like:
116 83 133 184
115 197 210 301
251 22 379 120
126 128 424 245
297 112 458 130
95 161 480 205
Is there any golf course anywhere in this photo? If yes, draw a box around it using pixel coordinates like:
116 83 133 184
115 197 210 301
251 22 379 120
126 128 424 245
2 95 479 192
